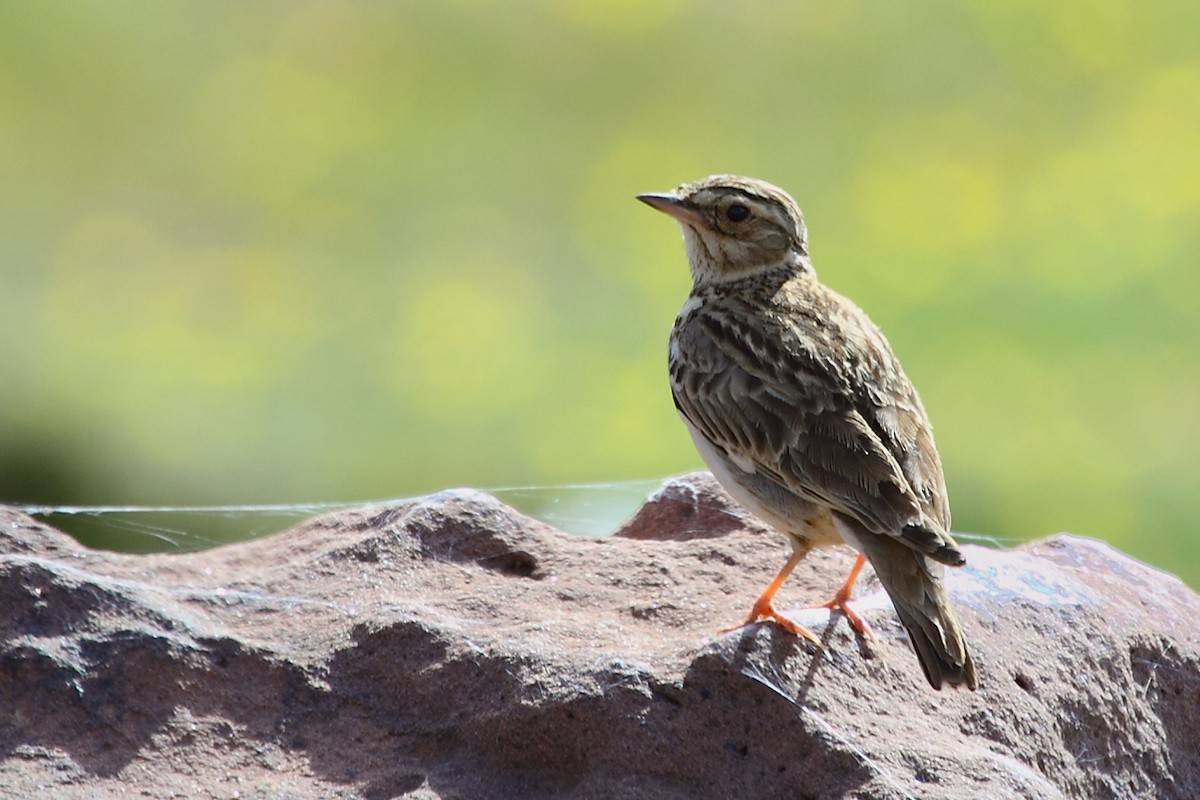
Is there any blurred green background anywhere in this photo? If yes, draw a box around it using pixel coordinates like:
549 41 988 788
1 2 1197 586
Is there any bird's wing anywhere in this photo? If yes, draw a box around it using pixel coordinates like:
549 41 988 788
671 290 958 563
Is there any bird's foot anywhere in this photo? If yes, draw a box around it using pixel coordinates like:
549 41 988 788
720 599 823 648
808 589 877 643
802 553 877 644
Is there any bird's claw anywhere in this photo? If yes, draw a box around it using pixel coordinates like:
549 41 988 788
809 594 877 643
721 601 824 649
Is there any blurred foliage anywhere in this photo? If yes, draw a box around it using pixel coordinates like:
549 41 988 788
1 2 1198 586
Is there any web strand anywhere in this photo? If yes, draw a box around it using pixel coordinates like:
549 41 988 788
8 478 1022 553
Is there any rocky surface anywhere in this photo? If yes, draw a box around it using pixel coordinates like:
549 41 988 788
1 472 1198 799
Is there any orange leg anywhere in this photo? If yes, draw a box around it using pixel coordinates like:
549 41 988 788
808 554 876 642
721 549 823 647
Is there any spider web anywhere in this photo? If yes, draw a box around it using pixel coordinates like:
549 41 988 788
11 477 1014 554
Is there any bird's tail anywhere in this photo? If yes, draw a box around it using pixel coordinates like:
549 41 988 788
858 533 977 690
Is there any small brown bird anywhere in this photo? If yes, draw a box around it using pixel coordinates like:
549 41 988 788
639 175 976 690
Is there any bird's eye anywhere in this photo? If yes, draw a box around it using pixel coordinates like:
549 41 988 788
725 204 750 222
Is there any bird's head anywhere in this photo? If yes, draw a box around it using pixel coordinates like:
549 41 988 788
638 175 809 285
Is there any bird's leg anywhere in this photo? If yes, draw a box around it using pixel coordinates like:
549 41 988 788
721 547 823 647
808 553 876 642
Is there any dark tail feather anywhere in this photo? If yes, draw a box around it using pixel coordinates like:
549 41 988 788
859 534 977 690
891 588 977 690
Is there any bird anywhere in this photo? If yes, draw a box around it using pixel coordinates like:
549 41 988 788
637 175 977 690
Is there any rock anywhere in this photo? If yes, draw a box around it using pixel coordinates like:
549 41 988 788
1 472 1197 799
612 470 769 541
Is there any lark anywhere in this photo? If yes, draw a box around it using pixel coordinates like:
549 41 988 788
638 175 976 690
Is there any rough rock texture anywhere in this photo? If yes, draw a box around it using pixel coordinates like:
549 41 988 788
1 472 1198 800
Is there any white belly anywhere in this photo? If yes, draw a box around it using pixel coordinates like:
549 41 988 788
681 415 847 548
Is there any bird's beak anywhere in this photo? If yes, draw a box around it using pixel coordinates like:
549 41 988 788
637 192 706 228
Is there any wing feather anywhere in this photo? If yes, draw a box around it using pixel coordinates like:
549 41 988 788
670 284 958 563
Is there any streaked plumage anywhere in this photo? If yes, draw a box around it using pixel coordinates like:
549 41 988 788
639 175 977 690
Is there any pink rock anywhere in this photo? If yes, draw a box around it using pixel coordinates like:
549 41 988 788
1 473 1196 799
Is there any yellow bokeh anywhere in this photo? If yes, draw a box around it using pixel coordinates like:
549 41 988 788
2 0 1198 586
386 262 544 420
545 0 686 34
